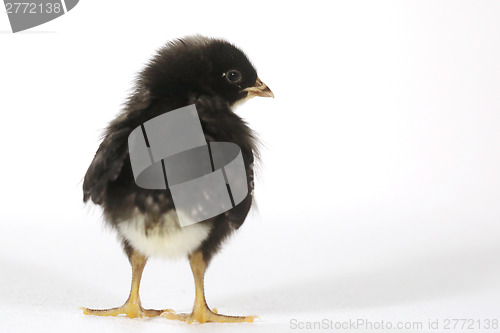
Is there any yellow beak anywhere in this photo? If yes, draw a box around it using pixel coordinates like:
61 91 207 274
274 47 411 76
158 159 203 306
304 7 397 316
244 77 274 98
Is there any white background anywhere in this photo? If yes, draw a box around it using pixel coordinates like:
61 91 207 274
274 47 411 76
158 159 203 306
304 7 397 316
1 1 500 332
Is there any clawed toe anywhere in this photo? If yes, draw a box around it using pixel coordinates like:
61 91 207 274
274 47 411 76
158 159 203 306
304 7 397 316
161 307 257 324
81 305 173 318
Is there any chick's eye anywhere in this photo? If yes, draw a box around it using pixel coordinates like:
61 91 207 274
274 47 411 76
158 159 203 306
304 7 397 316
225 70 242 84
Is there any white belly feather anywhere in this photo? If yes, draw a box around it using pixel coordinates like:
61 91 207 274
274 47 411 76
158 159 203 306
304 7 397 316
117 210 212 259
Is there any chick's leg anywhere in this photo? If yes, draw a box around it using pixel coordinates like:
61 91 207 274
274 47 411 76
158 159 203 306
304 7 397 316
162 251 257 323
82 250 172 318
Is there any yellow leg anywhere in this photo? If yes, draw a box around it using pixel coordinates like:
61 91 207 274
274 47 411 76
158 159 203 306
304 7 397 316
162 251 257 323
81 250 173 318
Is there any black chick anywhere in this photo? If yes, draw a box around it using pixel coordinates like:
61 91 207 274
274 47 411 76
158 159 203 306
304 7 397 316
81 35 273 323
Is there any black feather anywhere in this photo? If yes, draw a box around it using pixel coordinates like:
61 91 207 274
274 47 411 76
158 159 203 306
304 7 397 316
83 35 261 263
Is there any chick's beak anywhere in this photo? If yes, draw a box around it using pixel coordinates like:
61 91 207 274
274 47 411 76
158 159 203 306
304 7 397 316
244 77 274 98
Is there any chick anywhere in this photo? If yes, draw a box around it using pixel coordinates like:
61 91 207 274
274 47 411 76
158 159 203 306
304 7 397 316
82 35 273 323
